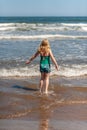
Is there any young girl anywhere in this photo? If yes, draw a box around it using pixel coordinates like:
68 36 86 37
26 39 58 94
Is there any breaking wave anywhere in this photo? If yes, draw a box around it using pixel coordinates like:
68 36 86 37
0 64 87 78
0 34 87 40
0 23 87 32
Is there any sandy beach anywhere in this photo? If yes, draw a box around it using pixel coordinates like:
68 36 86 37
0 120 87 130
0 76 87 130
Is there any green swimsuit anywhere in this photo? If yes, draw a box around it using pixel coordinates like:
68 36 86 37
40 55 51 73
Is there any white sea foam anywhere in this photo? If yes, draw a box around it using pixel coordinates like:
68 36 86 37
0 23 14 27
0 23 87 32
0 64 87 78
81 27 87 31
0 34 87 40
57 65 87 77
0 22 87 39
0 26 16 31
62 23 87 32
62 23 87 27
0 67 39 77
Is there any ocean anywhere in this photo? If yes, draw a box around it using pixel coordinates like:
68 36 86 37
0 16 87 78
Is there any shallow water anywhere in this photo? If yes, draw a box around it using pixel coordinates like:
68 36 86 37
0 77 87 121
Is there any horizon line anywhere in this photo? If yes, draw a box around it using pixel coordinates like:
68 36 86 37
0 15 87 17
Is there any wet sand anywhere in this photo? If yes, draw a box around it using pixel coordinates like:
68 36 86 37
0 76 87 130
0 120 87 130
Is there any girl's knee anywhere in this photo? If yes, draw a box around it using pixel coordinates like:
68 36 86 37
44 73 50 80
41 73 45 79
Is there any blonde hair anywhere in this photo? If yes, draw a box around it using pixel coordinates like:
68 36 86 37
38 39 50 53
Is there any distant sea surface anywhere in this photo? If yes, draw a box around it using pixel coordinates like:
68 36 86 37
0 16 87 78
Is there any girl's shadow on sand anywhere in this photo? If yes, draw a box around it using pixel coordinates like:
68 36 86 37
12 85 38 91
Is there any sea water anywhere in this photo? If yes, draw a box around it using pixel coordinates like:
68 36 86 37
0 16 87 78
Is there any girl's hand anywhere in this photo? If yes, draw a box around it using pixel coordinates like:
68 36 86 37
55 65 59 71
26 60 30 64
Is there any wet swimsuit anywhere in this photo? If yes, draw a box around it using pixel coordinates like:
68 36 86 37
40 55 51 73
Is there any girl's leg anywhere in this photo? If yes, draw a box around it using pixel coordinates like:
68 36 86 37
44 73 50 94
39 73 45 93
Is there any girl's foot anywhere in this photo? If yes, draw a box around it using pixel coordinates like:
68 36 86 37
44 91 48 94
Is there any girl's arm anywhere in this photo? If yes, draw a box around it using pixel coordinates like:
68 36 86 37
49 50 59 70
26 51 39 64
